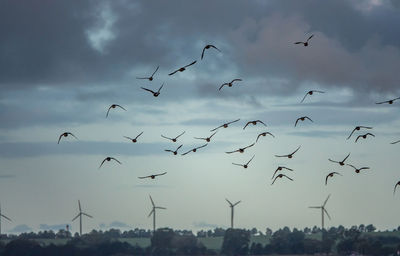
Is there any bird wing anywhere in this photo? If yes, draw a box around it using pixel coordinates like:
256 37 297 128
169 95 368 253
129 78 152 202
106 106 112 117
155 172 167 177
347 127 357 140
232 78 242 83
300 92 309 103
151 66 159 77
157 83 164 93
141 87 155 94
328 159 339 164
375 100 388 104
115 104 126 111
355 135 361 143
243 122 251 130
175 131 185 139
359 167 370 171
307 34 314 42
294 118 300 127
314 90 325 93
325 174 330 185
283 167 294 171
232 163 244 167
226 149 239 154
196 144 208 150
219 83 227 91
136 77 149 80
164 149 173 153
210 45 221 52
390 140 400 144
227 119 240 125
366 133 375 137
135 132 144 139
57 134 63 144
394 183 400 195
210 125 223 132
181 149 192 156
291 146 301 155
184 60 196 68
209 131 218 138
294 42 304 44
244 143 255 150
111 157 122 164
176 144 183 150
305 116 313 122
271 176 279 185
282 175 293 181
359 126 373 129
168 69 179 76
256 133 263 142
99 158 107 168
347 164 356 170
275 154 287 158
342 153 350 162
124 136 133 140
246 155 255 165
256 120 267 126
138 175 151 179
161 135 172 140
271 168 279 180
201 47 206 60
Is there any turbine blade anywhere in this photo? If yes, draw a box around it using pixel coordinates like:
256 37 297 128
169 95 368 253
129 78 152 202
1 214 11 222
149 195 155 207
225 198 233 206
156 207 166 210
82 213 93 218
308 206 322 209
233 201 241 207
323 194 331 207
324 208 331 220
78 200 81 212
72 213 80 222
148 209 154 218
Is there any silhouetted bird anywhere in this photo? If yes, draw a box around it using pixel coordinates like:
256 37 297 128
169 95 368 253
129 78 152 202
141 83 164 97
161 131 185 142
136 66 159 81
347 164 370 174
201 44 221 60
272 166 293 180
168 61 196 76
226 143 255 154
232 155 255 169
325 172 342 185
181 144 208 155
99 157 121 168
256 132 275 143
139 172 167 179
295 116 313 127
58 132 78 144
294 34 314 47
376 97 400 105
300 90 325 103
328 153 350 166
347 126 373 140
106 104 126 118
243 120 267 130
194 131 217 142
219 79 242 91
210 119 240 132
165 144 183 155
271 174 293 185
394 181 400 195
355 133 375 143
124 132 143 143
275 146 301 159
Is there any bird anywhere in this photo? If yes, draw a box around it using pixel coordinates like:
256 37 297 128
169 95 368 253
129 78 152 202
394 181 400 195
390 140 400 144
355 133 375 143
161 131 185 142
106 104 126 118
347 164 370 174
165 144 183 155
346 126 373 140
325 172 342 185
294 34 314 47
201 44 221 60
232 155 255 169
99 157 122 168
168 61 196 76
210 119 240 132
243 120 267 130
328 153 350 166
181 144 208 155
219 79 242 91
226 143 255 154
123 132 143 143
58 132 78 144
138 172 167 179
275 146 301 159
136 66 159 81
295 116 313 127
271 174 293 185
194 131 217 142
141 83 164 97
300 90 325 103
271 166 293 180
256 132 275 143
376 97 400 105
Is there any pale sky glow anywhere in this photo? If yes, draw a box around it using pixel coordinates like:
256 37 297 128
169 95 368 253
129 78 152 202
1 0 400 235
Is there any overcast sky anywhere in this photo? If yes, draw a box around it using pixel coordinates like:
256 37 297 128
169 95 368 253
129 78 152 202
1 0 400 234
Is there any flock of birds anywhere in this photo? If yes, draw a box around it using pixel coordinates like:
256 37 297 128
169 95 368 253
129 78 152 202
55 35 400 228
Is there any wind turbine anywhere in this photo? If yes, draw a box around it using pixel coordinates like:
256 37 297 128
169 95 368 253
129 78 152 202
148 195 166 233
226 198 241 229
72 200 93 236
309 194 332 230
0 203 12 237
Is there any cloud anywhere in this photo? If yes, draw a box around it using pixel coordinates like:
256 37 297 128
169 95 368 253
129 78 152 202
9 224 33 233
99 221 131 230
192 221 218 229
39 224 68 231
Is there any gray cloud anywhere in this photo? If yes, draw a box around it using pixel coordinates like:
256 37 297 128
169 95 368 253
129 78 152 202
8 224 33 233
192 221 218 229
99 221 131 230
39 224 68 231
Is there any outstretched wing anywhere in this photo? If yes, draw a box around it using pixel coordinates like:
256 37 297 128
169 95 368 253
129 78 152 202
155 172 167 177
115 104 126 111
227 119 240 125
110 157 122 164
243 122 251 130
135 132 144 139
300 92 309 103
294 118 300 127
106 106 112 117
168 69 179 76
347 127 357 140
307 34 314 42
141 87 155 94
99 158 107 168
175 131 186 139
201 46 206 60
195 143 208 150
57 134 63 144
219 83 227 91
184 60 197 68
138 175 151 179
294 41 304 45
151 66 159 77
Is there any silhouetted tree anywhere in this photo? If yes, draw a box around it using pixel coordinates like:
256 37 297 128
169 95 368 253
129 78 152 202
221 228 250 256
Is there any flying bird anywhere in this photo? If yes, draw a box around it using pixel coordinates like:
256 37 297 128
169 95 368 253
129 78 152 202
390 140 400 144
294 34 314 47
201 44 221 60
106 104 126 118
300 90 325 103
355 133 375 143
394 181 400 195
375 97 400 105
347 164 370 174
194 131 217 142
226 143 255 154
123 132 143 143
256 132 275 143
181 144 208 155
136 66 159 81
161 131 185 142
165 144 183 155
168 61 196 76
138 172 167 179
325 172 342 185
271 174 293 185
141 83 164 97
99 157 122 168
328 153 350 166
272 166 293 180
58 132 78 144
243 120 267 130
210 119 240 132
232 155 255 169
295 116 313 127
347 126 373 140
275 146 301 159
219 79 242 91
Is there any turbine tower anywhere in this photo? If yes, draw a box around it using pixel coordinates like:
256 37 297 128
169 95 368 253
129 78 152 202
148 195 166 233
72 200 93 236
309 194 331 230
0 204 12 237
226 198 241 229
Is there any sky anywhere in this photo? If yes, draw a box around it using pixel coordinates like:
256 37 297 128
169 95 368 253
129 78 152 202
1 0 400 235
